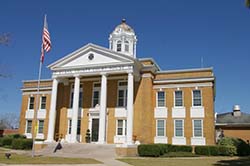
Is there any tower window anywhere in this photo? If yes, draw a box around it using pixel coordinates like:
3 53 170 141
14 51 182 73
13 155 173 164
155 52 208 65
117 41 121 52
125 41 129 52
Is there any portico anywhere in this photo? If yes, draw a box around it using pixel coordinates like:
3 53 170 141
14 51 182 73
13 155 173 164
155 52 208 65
45 44 139 144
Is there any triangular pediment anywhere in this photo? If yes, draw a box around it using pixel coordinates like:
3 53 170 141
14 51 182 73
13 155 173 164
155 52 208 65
48 43 135 70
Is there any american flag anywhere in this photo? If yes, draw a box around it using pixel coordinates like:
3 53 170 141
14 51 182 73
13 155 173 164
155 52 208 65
40 15 51 63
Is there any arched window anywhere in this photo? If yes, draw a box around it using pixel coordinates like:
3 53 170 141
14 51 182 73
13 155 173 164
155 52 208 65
117 41 121 52
125 41 129 52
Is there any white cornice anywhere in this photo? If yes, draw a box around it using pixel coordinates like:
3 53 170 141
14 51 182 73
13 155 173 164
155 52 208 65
22 79 52 83
22 91 52 95
154 77 215 84
21 87 52 91
138 58 161 71
153 82 213 89
156 67 213 74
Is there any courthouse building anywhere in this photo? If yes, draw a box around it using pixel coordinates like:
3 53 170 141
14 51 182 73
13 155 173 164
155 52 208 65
19 19 216 145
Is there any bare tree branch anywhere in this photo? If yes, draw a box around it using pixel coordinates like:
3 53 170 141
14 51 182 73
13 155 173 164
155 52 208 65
0 33 11 45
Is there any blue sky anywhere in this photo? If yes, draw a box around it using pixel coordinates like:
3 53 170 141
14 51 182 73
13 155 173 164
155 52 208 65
0 0 250 117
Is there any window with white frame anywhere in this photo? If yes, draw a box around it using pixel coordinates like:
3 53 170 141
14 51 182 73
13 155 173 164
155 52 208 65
117 119 127 136
38 120 44 134
175 90 183 107
69 84 83 108
125 41 129 52
117 81 127 107
77 119 81 135
92 83 101 107
29 97 35 109
193 90 202 106
157 91 165 107
156 119 165 137
193 120 203 137
117 41 122 52
26 120 32 133
40 96 46 109
174 119 184 137
68 119 72 134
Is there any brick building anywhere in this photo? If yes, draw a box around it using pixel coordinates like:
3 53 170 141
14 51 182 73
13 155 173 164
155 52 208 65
19 20 216 146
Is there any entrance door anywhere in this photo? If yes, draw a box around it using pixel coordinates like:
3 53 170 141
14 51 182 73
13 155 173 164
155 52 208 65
91 119 99 142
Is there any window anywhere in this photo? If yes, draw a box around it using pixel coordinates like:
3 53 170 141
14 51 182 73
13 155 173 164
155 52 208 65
69 85 83 108
175 120 184 137
117 41 121 52
26 120 32 133
40 96 46 109
68 119 72 134
117 119 127 136
92 83 101 107
117 81 127 107
193 90 202 106
156 119 165 137
193 120 203 137
125 41 129 52
77 119 81 135
175 91 183 107
157 91 165 107
29 97 35 109
38 120 44 134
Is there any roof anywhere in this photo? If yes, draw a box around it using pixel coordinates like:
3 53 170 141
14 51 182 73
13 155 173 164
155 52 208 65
216 112 250 126
112 19 135 34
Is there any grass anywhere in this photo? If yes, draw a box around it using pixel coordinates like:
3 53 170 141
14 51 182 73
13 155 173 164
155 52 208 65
118 157 250 166
161 152 199 157
0 149 102 164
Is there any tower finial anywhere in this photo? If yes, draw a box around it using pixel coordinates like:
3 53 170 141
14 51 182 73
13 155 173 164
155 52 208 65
122 18 126 23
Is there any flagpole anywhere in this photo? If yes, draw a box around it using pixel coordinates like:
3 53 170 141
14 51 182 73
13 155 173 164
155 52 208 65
31 44 43 158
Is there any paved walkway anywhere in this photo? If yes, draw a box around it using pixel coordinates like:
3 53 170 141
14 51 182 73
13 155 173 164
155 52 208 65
37 143 131 166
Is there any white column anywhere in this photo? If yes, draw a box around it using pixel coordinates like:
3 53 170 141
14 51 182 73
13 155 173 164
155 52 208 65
46 78 59 142
98 74 107 144
133 43 137 58
126 72 134 145
70 75 80 143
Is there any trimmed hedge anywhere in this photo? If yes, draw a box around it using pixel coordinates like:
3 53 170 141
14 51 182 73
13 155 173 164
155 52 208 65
168 145 192 152
195 145 236 156
138 144 161 157
1 137 13 146
11 139 33 150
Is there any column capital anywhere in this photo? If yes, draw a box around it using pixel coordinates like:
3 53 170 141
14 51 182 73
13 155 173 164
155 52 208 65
100 72 108 76
73 74 81 78
127 71 134 75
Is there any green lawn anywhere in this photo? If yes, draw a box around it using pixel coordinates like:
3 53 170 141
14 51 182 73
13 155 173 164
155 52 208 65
0 149 102 164
119 157 250 166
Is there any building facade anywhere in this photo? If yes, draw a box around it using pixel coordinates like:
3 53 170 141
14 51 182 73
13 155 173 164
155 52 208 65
19 20 216 145
216 105 250 143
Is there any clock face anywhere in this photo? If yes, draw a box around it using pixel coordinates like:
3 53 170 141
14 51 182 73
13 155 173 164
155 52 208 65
88 53 94 60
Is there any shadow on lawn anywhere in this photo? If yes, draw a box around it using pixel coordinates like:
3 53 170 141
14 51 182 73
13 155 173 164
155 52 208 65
214 157 250 166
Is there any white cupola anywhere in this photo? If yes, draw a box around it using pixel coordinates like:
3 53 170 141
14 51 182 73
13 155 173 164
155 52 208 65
109 19 137 58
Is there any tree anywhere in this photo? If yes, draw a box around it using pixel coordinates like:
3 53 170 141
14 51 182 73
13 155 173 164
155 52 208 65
0 112 19 129
0 33 10 45
246 0 250 8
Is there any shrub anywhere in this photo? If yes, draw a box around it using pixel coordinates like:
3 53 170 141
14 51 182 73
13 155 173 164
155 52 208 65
155 144 168 155
12 139 33 150
138 144 161 157
169 145 192 152
195 145 236 156
218 137 250 156
162 151 199 157
1 137 13 146
0 137 3 146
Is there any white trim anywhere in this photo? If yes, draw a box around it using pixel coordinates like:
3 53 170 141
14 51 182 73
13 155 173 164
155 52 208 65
21 87 52 91
91 82 101 108
192 89 202 107
25 120 32 138
153 83 213 89
172 107 186 118
154 107 168 118
174 119 184 137
156 119 166 137
156 91 166 108
117 80 128 107
174 90 184 107
141 73 154 78
156 67 213 74
22 91 51 95
154 77 214 84
192 119 203 138
116 119 127 136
